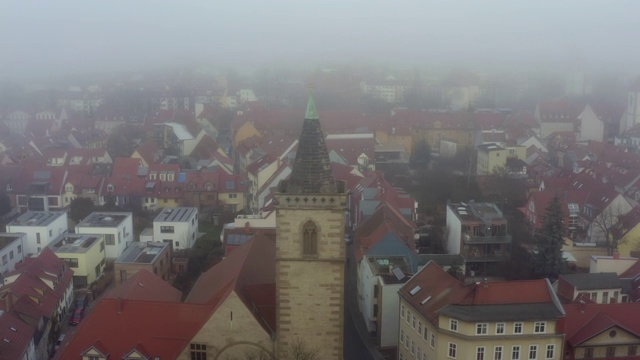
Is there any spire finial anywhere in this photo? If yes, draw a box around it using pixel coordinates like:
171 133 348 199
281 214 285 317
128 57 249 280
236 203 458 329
305 83 318 120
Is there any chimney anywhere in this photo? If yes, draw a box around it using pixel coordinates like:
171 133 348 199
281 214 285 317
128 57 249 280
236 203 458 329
613 250 620 259
244 222 251 233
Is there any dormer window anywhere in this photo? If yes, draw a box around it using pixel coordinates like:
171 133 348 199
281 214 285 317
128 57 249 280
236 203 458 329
168 172 175 181
6 183 12 191
149 172 157 180
107 184 114 192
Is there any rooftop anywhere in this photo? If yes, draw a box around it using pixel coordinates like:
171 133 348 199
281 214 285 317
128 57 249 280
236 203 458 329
366 256 412 285
116 242 169 264
48 233 103 254
7 211 66 227
449 201 505 222
560 273 623 290
154 207 197 223
0 233 25 251
76 212 131 228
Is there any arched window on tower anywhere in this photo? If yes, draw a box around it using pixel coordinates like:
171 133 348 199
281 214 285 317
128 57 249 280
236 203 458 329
302 221 318 256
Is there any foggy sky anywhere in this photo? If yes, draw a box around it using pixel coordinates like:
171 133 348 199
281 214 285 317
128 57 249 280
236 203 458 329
2 0 639 80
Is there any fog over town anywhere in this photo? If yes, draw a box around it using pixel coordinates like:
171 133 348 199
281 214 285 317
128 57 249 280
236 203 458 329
4 2 640 360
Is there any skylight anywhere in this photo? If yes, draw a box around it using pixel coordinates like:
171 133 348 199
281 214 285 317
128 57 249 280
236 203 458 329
421 296 432 305
409 286 422 296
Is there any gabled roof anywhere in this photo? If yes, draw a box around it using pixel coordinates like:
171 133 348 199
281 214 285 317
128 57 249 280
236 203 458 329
104 269 182 302
186 235 276 333
563 303 640 347
0 311 36 359
54 299 205 360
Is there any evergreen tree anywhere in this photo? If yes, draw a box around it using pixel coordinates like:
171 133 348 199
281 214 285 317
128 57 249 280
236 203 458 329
533 194 567 280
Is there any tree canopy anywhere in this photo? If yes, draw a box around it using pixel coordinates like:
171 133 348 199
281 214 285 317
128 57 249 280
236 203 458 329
69 197 95 223
533 194 567 280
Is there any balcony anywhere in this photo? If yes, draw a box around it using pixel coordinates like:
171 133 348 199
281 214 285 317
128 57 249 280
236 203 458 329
463 234 512 244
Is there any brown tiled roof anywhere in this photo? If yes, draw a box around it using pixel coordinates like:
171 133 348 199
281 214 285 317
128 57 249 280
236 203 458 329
105 269 181 302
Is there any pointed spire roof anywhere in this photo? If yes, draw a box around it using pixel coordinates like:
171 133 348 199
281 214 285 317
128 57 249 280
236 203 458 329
285 95 337 194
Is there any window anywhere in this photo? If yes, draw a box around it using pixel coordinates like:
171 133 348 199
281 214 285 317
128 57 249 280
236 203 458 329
590 292 597 301
512 346 520 360
629 345 638 356
545 345 554 359
418 321 422 335
603 291 609 303
9 250 13 260
95 263 101 277
411 340 415 356
496 322 505 334
494 346 503 360
160 226 175 233
401 304 405 319
49 229 53 236
400 329 404 345
514 322 523 334
2 255 7 265
229 193 238 199
416 347 420 360
534 321 546 334
584 347 594 358
450 319 458 332
613 291 619 302
606 347 615 357
528 345 537 360
448 343 457 359
100 242 105 252
175 241 180 248
62 258 79 268
423 326 428 341
36 233 41 244
477 347 485 360
302 221 318 256
412 314 416 329
476 323 488 335
105 234 115 245
190 343 207 360
430 333 435 348
17 245 21 253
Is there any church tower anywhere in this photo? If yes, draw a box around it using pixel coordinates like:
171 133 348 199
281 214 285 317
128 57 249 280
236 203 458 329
275 95 347 359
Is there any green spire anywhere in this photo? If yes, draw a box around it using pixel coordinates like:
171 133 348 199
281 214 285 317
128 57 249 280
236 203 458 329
305 94 319 120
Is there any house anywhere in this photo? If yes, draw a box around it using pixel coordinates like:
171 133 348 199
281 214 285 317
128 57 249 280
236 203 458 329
152 207 199 250
47 233 106 288
114 241 172 286
217 172 246 213
535 99 583 139
555 273 628 304
75 212 133 260
13 165 68 212
0 310 37 360
589 254 640 275
562 302 640 360
6 211 68 256
0 233 27 276
446 202 511 276
398 261 565 360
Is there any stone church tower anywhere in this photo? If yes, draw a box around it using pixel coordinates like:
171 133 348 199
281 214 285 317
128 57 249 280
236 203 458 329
275 95 347 359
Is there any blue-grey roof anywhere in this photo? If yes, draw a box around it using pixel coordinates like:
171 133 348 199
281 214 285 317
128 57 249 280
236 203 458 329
366 231 421 273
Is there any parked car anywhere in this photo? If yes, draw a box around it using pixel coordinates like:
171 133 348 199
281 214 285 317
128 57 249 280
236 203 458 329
69 308 84 326
54 334 65 352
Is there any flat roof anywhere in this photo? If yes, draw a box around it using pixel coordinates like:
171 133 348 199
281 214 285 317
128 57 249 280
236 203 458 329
76 212 131 228
48 233 103 254
116 241 169 264
449 202 505 222
154 207 197 223
7 211 67 227
366 256 412 284
0 233 25 251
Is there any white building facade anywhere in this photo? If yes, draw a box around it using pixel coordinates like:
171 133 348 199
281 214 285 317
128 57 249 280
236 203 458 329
153 207 199 250
0 233 27 276
75 212 133 260
6 211 68 256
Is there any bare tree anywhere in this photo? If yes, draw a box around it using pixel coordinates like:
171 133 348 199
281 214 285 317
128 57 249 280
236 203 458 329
281 338 320 360
590 205 630 256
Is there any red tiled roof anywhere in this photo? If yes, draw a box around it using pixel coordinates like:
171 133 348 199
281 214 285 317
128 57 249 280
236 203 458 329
0 311 36 359
54 299 204 360
620 259 640 279
105 269 182 302
562 303 640 347
186 235 276 334
459 279 554 305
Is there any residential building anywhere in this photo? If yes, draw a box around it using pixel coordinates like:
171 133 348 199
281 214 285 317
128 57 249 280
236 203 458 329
446 202 511 276
0 311 37 360
589 254 639 275
563 302 640 360
0 233 26 276
398 261 565 360
47 233 106 288
114 241 172 286
556 273 628 304
75 212 133 260
152 207 199 250
6 211 68 256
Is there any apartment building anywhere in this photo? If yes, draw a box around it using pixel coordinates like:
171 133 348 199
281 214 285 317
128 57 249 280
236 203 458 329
0 233 26 276
6 211 68 256
152 207 199 250
398 261 565 360
48 233 106 287
75 212 133 260
114 241 172 286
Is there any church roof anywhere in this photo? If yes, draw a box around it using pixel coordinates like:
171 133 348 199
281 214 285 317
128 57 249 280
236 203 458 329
284 95 337 194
